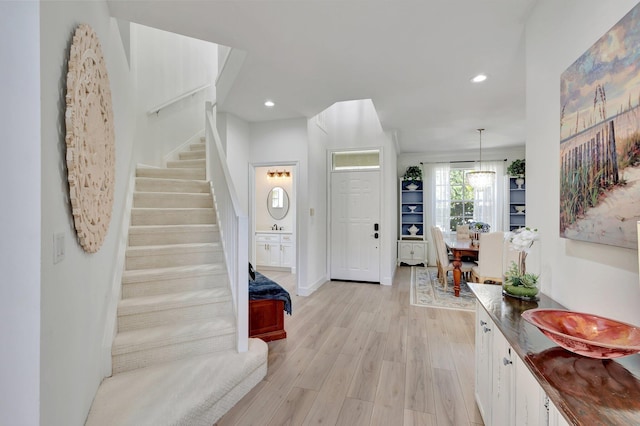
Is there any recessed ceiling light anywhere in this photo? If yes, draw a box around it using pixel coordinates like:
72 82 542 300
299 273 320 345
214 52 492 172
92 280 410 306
264 100 275 107
471 74 487 83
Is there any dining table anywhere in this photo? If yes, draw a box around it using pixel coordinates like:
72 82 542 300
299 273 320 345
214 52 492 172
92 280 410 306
445 237 479 297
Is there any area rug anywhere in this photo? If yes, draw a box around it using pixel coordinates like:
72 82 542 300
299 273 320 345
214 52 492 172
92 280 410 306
410 267 476 311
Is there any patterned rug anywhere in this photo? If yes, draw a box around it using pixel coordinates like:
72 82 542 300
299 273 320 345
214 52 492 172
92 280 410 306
410 267 476 311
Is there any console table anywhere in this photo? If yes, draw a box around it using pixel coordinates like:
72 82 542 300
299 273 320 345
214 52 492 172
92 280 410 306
469 283 640 425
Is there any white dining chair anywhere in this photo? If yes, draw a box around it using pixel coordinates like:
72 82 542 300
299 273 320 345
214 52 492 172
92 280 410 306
471 231 508 284
456 224 471 240
432 226 475 290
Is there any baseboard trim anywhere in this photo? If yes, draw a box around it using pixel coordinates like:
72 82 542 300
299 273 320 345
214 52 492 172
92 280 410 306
298 276 327 297
163 130 205 165
101 167 136 377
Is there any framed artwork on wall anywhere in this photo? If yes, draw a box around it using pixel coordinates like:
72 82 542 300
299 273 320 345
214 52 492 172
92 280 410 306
560 3 640 249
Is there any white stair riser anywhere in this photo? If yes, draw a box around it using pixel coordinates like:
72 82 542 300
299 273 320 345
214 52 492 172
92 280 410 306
133 193 213 208
135 178 209 193
128 228 219 246
125 249 223 270
130 209 215 226
167 159 205 169
179 150 206 160
112 333 236 374
190 143 205 151
136 167 205 180
122 273 228 298
118 301 233 332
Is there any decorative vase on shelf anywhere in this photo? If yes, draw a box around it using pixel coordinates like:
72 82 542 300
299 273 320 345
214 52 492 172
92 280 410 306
408 205 417 212
406 182 419 191
408 224 419 235
515 177 525 190
503 227 540 301
515 205 525 214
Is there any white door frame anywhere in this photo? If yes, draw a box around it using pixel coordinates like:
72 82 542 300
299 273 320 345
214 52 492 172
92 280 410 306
326 147 384 283
249 161 299 294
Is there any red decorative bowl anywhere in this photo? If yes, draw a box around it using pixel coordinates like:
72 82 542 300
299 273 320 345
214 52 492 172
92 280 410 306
522 309 640 359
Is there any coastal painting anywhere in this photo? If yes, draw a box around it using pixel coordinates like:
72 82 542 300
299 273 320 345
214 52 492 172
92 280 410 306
560 3 640 249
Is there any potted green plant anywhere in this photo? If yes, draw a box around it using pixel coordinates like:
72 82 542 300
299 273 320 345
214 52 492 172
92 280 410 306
507 159 525 177
403 166 422 181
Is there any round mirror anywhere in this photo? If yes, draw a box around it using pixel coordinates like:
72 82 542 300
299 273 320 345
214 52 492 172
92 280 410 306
267 186 289 220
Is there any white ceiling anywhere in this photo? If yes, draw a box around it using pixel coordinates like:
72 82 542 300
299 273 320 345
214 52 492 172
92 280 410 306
107 0 538 154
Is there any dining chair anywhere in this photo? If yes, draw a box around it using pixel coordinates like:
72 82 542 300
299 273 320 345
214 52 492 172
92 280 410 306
471 231 508 284
456 224 471 240
432 226 475 290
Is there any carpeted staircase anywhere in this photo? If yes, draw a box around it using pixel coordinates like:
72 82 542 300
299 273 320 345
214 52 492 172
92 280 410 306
86 140 267 426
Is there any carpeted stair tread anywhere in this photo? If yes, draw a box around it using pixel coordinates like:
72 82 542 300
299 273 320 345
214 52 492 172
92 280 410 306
166 159 206 169
133 192 213 208
135 177 209 193
128 224 219 246
122 264 226 284
126 242 222 256
87 339 268 426
179 149 206 160
130 207 216 226
136 167 205 180
118 288 231 314
189 142 206 151
112 315 236 355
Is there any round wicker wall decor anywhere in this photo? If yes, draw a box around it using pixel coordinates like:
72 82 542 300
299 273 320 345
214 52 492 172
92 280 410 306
65 24 115 253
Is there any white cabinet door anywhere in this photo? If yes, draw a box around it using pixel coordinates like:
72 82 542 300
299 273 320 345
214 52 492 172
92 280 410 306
475 305 493 425
492 327 516 426
256 242 270 266
548 399 571 426
399 242 414 261
514 356 546 425
267 243 281 267
281 243 294 268
412 242 426 263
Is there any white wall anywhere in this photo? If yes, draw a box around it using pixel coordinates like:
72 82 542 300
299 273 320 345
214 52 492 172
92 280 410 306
0 3 41 425
222 112 251 213
39 2 136 425
306 116 330 291
527 0 640 324
132 23 217 166
324 99 397 285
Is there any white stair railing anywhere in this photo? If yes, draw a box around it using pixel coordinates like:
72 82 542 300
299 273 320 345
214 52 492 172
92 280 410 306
204 101 248 352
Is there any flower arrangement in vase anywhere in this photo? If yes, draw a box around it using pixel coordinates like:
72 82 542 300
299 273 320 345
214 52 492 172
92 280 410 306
503 227 540 300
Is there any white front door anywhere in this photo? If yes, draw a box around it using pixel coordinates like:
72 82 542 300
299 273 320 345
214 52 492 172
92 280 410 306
330 170 381 282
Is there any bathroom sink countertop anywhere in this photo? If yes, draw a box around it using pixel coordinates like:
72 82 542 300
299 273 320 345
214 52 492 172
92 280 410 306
256 230 292 234
469 283 640 426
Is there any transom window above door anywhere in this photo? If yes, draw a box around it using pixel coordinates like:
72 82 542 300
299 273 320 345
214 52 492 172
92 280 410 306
332 150 380 171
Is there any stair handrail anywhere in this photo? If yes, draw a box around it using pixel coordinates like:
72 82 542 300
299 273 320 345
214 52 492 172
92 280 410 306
147 84 211 116
204 101 249 352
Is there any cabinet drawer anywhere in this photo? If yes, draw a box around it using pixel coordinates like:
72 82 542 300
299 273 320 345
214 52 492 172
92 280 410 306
256 234 279 243
280 234 293 243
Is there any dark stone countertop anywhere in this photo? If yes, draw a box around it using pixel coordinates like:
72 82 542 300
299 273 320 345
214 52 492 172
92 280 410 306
469 283 640 426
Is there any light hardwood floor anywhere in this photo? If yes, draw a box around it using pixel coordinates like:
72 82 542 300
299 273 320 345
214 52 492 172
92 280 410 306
217 267 483 426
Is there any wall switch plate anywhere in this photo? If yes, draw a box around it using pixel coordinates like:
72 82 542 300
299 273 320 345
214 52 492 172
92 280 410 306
54 232 65 264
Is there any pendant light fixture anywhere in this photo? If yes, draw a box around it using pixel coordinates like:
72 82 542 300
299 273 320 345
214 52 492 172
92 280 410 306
467 128 496 189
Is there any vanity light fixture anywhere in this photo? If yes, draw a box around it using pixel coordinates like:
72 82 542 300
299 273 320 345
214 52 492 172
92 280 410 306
266 169 291 178
471 74 487 83
264 100 275 107
467 128 496 189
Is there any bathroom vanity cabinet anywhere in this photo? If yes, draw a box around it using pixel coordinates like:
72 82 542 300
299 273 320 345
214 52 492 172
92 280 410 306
255 232 294 270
